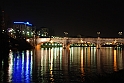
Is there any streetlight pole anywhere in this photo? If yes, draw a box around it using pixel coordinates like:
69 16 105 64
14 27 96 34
97 31 101 49
118 31 123 46
63 32 68 49
97 31 100 38
64 32 68 37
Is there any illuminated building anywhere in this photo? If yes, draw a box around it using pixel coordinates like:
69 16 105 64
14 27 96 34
13 22 33 39
36 27 55 37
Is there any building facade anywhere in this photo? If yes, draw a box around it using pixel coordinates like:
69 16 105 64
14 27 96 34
36 27 55 37
12 22 34 39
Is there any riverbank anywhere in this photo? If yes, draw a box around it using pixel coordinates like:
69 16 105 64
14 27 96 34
0 32 33 51
9 38 34 51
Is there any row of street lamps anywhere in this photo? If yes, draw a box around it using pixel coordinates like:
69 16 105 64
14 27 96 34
64 31 123 37
97 31 123 37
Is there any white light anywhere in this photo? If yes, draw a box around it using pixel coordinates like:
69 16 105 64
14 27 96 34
26 39 30 42
26 22 29 24
50 40 53 43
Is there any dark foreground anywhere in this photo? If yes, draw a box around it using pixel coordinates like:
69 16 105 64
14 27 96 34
90 70 124 83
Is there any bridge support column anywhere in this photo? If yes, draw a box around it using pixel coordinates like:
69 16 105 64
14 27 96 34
63 44 70 49
31 35 37 48
97 44 101 49
63 38 70 49
63 44 66 49
97 37 101 49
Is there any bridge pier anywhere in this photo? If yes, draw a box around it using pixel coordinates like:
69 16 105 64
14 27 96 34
63 44 66 49
63 44 70 49
97 37 101 49
97 44 101 49
27 35 37 48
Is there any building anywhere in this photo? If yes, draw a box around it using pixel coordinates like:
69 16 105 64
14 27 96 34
12 21 34 39
36 27 55 37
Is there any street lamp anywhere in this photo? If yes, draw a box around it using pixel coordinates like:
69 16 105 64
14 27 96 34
118 31 122 37
97 31 100 38
64 32 68 37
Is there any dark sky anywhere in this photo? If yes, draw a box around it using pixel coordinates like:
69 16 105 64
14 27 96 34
1 0 124 37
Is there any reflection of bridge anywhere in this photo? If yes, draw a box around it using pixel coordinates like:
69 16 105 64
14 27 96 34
29 37 124 48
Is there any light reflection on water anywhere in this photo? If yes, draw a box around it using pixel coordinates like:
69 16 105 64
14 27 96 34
0 47 124 83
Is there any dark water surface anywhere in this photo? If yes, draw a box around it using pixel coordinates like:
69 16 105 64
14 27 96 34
0 47 124 83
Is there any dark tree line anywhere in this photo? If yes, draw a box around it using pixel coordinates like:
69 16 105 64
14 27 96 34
0 7 10 52
0 7 10 68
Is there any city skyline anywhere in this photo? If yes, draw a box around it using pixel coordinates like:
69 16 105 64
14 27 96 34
1 0 124 37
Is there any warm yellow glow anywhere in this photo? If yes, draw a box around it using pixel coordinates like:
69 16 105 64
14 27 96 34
81 48 84 75
114 40 117 44
26 39 30 42
87 42 90 43
40 38 47 42
88 47 91 67
36 44 41 49
81 40 84 43
50 40 53 43
114 50 117 71
106 42 112 45
50 48 53 71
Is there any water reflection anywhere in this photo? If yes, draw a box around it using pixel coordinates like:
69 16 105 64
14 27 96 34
100 47 123 74
0 47 124 83
0 50 33 83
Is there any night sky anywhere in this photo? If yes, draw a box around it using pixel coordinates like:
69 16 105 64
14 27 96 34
1 0 124 37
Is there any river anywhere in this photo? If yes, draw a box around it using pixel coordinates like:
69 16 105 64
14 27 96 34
0 46 124 83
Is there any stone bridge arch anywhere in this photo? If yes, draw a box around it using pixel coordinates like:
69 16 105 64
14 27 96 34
29 37 124 48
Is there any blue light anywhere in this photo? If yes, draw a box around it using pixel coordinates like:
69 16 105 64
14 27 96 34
26 22 29 24
14 22 25 24
11 51 32 83
14 22 32 26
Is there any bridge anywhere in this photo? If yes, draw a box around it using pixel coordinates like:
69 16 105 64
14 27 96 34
27 37 124 49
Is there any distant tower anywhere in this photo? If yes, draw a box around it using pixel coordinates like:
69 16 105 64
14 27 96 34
1 10 5 30
0 1 12 33
0 8 1 24
0 0 5 30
